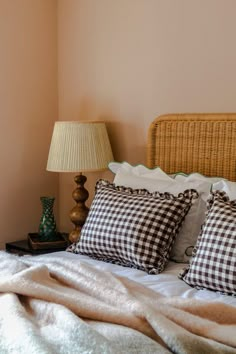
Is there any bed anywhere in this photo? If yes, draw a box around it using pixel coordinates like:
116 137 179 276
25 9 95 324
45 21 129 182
1 113 236 354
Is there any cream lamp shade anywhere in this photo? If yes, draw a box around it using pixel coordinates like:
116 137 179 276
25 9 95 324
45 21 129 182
46 121 114 172
46 121 114 243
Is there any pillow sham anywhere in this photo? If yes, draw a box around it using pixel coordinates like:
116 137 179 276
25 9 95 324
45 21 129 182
213 180 236 200
108 161 172 180
113 169 211 263
174 172 226 184
108 161 122 174
67 179 197 274
179 191 236 295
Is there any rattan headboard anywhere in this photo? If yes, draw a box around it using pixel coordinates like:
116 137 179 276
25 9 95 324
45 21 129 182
147 113 236 181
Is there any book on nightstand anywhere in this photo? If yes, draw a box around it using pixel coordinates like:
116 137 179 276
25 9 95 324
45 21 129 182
5 233 69 256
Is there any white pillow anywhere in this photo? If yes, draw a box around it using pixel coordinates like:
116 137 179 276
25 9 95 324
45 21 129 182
108 161 123 174
109 161 173 181
174 172 225 185
114 168 212 263
114 170 175 192
213 180 236 200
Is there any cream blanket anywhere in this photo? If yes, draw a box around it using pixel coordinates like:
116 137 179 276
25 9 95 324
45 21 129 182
0 251 235 354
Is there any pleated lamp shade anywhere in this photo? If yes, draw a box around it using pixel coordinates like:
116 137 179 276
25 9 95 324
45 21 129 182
46 121 114 173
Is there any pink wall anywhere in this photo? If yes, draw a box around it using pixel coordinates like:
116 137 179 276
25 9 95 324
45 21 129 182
2 1 236 240
57 0 236 232
0 0 58 247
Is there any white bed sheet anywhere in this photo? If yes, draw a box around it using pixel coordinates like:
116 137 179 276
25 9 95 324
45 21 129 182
44 251 236 307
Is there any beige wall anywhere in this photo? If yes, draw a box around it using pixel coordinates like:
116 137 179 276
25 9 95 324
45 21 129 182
2 1 236 240
57 0 236 232
0 0 58 247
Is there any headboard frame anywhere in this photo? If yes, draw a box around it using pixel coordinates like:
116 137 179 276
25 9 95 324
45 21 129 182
147 113 236 181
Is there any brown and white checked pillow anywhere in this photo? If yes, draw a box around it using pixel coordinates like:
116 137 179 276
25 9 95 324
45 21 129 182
180 190 236 295
67 179 197 274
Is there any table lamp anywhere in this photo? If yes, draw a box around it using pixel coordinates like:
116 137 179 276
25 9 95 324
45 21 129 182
46 121 114 243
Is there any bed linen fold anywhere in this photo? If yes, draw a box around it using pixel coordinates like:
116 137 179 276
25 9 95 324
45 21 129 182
0 251 235 354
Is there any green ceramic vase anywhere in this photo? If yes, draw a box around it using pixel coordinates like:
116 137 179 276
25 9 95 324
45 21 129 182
38 196 57 241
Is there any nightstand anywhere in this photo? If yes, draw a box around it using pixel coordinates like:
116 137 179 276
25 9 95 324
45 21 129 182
5 238 69 256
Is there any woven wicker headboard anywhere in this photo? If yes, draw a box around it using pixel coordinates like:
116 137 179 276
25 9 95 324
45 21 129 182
147 113 236 181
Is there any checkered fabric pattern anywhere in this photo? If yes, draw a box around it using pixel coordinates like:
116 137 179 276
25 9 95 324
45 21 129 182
68 179 197 274
180 191 236 295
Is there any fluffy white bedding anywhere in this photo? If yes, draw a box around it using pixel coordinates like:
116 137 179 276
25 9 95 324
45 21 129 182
47 251 236 307
1 250 236 354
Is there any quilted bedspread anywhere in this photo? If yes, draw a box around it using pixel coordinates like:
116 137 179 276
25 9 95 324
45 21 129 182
0 251 235 354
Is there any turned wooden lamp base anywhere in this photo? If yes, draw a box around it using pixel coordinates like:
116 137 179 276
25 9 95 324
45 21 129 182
69 173 89 243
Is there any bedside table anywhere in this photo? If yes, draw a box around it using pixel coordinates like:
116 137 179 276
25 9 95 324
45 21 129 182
5 239 68 256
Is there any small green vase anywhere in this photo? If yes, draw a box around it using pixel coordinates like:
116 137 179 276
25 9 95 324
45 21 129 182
38 196 57 241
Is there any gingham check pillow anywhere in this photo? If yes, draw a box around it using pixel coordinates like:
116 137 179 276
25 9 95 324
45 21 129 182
68 179 197 274
180 190 236 295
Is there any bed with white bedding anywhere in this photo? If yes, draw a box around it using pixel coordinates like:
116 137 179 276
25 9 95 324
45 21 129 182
50 251 236 307
1 113 236 354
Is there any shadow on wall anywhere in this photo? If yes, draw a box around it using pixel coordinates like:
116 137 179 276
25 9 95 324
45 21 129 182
75 97 146 164
104 119 146 164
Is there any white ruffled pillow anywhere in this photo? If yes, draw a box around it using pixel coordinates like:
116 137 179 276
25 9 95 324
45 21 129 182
174 172 236 200
174 172 225 184
109 161 172 180
212 180 236 200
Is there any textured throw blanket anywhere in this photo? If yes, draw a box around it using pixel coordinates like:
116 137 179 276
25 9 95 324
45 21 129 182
0 252 236 354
